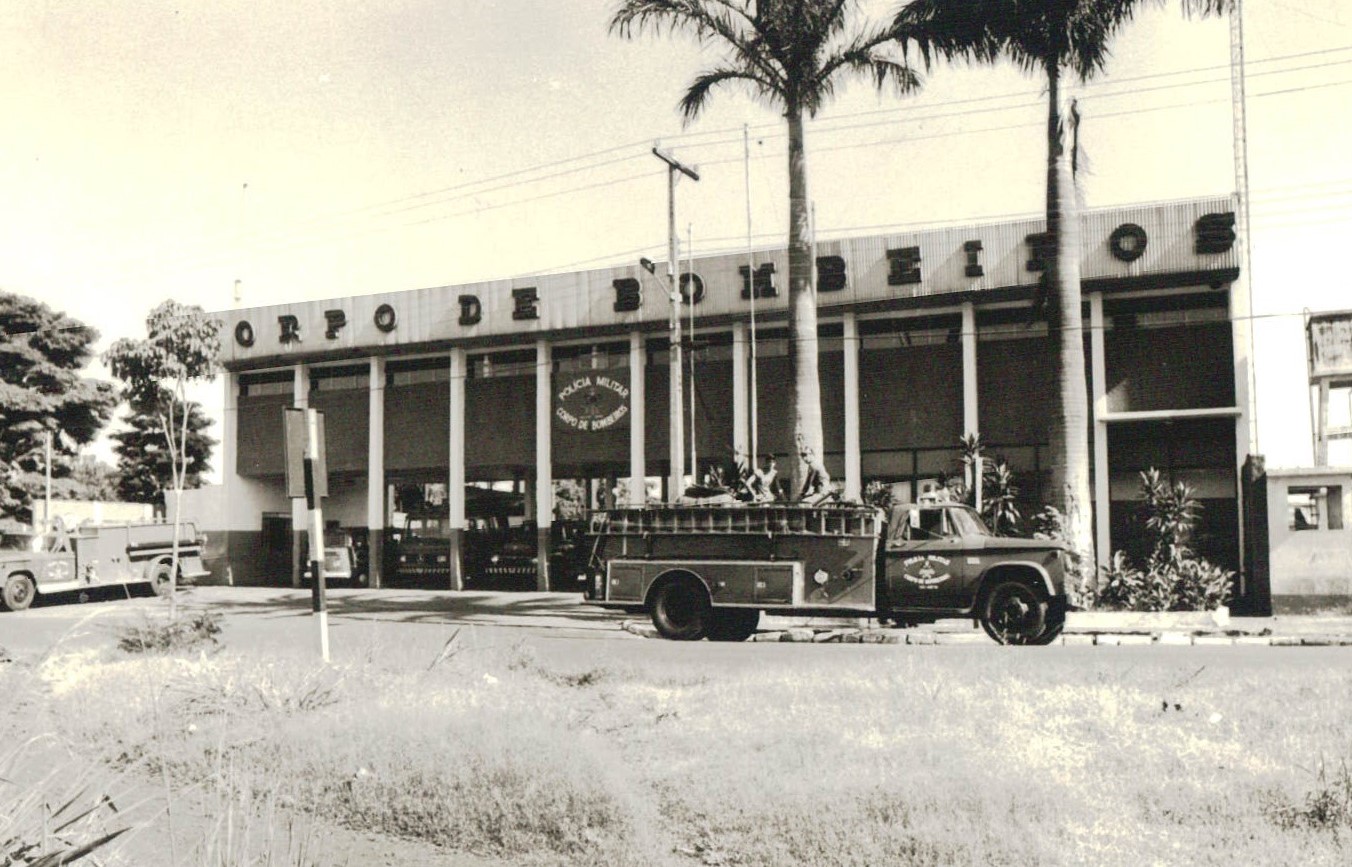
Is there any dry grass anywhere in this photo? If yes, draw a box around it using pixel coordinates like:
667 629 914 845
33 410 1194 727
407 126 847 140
7 634 1352 865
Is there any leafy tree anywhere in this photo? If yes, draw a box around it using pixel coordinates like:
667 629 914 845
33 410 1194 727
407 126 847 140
68 455 121 502
611 0 924 496
0 291 118 522
111 391 216 506
894 0 1231 568
106 301 221 613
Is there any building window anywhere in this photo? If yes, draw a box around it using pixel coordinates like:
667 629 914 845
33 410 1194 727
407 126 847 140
238 371 293 397
470 348 535 379
310 365 369 391
387 358 451 386
1288 486 1344 531
553 342 628 373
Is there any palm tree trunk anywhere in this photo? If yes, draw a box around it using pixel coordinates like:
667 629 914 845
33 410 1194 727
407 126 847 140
785 102 830 499
1044 61 1095 570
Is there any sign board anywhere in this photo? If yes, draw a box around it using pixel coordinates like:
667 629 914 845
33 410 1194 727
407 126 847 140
1309 311 1352 380
554 371 630 433
284 408 328 499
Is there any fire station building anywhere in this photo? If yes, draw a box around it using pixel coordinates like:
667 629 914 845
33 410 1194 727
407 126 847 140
215 196 1258 602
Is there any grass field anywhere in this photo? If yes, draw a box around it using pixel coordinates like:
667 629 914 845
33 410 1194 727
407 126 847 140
4 623 1352 866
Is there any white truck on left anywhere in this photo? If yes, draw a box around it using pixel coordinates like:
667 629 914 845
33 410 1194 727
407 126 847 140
0 519 210 612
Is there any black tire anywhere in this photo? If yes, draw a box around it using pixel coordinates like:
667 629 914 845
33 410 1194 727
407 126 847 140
1 573 35 612
150 561 175 598
707 608 760 642
650 578 712 641
980 580 1058 646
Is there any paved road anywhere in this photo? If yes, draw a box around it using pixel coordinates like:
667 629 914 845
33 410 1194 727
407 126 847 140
4 585 1349 665
0 586 641 661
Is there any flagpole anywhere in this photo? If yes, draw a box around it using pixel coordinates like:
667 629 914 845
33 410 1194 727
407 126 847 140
744 125 759 469
687 222 697 482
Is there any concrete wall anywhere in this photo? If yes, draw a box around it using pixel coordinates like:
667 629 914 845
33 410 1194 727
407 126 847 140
47 499 155 526
1266 467 1352 612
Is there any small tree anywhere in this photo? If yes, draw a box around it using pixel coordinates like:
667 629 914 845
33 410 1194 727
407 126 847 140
105 301 220 615
1095 468 1233 612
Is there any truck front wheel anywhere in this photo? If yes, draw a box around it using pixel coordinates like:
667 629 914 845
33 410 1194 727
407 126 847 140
2 573 36 612
980 580 1061 646
650 578 711 641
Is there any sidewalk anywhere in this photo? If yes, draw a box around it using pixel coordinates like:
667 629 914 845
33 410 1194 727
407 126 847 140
623 610 1352 646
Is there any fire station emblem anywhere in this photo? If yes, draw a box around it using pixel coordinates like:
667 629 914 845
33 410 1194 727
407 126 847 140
555 374 630 432
901 555 952 587
46 560 72 582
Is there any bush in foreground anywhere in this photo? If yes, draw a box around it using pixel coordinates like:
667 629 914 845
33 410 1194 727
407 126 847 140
117 609 222 654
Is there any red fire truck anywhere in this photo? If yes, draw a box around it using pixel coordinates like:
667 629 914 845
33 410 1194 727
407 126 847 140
586 501 1068 645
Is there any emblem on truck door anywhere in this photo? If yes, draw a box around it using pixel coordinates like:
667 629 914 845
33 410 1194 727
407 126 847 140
902 555 951 587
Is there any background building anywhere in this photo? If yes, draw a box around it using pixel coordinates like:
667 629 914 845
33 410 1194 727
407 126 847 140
214 196 1256 603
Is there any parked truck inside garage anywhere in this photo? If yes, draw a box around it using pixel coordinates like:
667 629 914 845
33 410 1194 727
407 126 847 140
586 500 1068 645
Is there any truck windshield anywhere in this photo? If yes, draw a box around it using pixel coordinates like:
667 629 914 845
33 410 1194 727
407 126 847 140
947 506 993 537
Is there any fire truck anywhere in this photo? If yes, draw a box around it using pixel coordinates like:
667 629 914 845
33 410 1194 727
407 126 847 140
0 520 210 612
586 500 1069 645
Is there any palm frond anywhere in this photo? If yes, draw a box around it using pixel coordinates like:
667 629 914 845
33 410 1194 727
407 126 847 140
612 0 781 97
814 53 921 114
610 0 752 47
892 0 1005 70
679 67 777 120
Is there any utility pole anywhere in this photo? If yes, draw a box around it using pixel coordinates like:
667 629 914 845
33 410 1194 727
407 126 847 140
652 147 699 501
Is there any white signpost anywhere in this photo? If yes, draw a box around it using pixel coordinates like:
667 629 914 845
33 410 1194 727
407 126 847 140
285 407 330 662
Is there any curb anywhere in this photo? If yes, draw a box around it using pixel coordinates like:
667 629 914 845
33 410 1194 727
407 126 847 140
618 620 1352 646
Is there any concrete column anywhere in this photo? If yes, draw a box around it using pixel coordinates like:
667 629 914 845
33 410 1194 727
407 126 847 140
535 339 552 590
961 302 979 437
732 322 748 476
629 331 646 506
1229 277 1254 578
222 371 239 586
367 356 385 588
1089 293 1111 572
448 348 466 591
842 313 861 502
1317 379 1331 465
291 364 309 588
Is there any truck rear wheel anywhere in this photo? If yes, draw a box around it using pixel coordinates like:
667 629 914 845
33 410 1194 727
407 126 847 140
650 578 711 641
150 561 175 598
980 580 1060 646
2 573 35 612
708 608 759 642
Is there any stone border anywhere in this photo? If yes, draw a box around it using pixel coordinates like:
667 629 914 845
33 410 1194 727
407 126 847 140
618 621 1352 646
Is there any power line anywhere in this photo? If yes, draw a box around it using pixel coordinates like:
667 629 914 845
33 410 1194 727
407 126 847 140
93 52 1352 288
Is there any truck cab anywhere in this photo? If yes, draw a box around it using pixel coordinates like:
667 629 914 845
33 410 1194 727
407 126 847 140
883 502 1067 643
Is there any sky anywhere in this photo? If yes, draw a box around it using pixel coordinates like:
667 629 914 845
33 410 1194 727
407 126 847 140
3 0 1351 476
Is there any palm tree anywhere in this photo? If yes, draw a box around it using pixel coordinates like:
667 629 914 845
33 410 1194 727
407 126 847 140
893 0 1231 570
610 0 930 497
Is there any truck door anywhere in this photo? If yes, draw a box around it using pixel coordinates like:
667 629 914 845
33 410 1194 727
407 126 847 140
884 506 966 609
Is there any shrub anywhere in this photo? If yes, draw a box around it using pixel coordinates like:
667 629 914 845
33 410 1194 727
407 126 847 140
117 610 223 654
1095 470 1234 612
